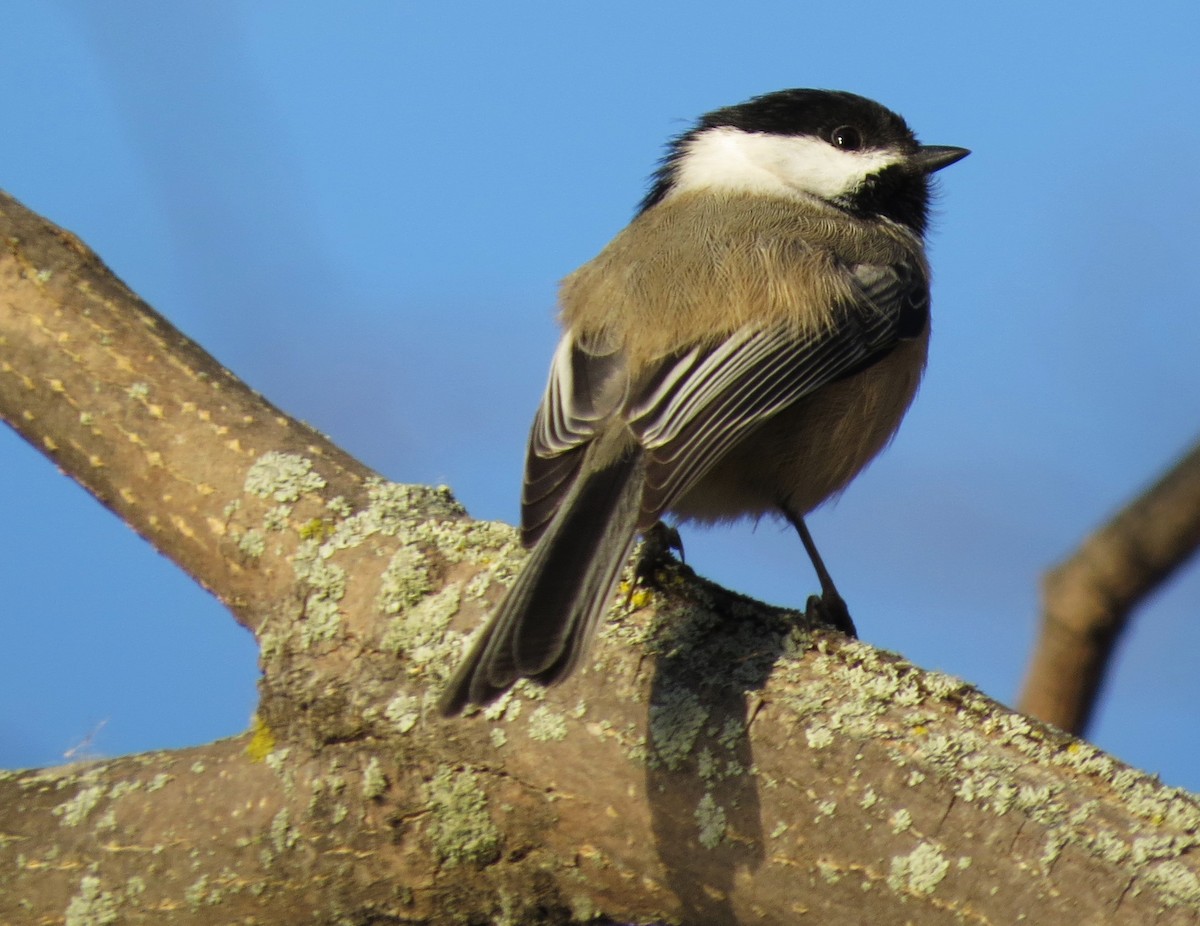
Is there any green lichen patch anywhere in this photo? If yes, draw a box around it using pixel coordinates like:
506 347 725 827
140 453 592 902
245 714 277 763
298 597 341 648
779 635 1200 910
527 705 568 742
805 724 835 750
715 716 745 750
362 756 388 800
236 527 266 558
889 808 913 834
291 540 347 601
481 689 520 724
695 792 727 849
52 784 105 827
269 807 298 855
298 517 335 541
888 841 950 896
262 504 292 532
425 766 502 868
384 694 421 734
325 495 353 517
1143 859 1200 907
184 875 212 910
264 747 295 792
244 451 327 503
65 874 118 926
816 859 843 884
1119 780 1200 833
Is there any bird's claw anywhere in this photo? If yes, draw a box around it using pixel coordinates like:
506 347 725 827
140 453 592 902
804 591 858 638
635 522 684 579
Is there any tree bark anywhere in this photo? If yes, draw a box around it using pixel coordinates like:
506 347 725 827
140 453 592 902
1019 441 1200 734
3 189 1200 924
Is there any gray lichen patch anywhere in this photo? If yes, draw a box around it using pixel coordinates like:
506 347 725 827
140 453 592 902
767 635 1200 912
291 539 347 647
376 545 433 615
321 478 466 552
244 451 327 503
291 539 346 600
251 479 484 679
425 766 502 868
381 584 462 671
411 517 522 572
648 688 708 771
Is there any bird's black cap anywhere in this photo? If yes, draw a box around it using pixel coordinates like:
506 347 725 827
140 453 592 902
638 89 966 235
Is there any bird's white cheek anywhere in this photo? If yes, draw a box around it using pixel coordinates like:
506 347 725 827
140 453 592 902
671 127 901 202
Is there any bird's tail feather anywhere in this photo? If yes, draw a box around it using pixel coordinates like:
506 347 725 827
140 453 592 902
437 448 645 716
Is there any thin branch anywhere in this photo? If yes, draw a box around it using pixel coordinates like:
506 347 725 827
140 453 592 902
1019 438 1200 733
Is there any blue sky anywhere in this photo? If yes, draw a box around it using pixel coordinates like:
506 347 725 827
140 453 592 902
3 2 1199 790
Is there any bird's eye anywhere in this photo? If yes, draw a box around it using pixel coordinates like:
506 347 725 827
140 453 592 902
830 125 863 151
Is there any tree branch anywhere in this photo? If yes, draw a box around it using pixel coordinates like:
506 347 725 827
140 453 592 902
0 189 380 634
4 188 1200 924
1019 440 1200 733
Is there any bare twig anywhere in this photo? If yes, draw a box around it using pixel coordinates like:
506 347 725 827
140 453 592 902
1019 439 1200 733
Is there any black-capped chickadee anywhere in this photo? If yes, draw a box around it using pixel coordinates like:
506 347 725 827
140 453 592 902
439 89 968 715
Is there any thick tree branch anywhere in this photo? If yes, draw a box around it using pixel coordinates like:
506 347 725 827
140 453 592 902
1019 439 1200 733
0 189 386 634
4 189 1200 924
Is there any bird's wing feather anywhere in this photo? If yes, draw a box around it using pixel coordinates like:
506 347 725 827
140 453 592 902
520 258 926 540
630 260 927 522
522 334 629 546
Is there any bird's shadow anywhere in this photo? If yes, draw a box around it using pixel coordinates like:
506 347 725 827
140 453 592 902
638 557 818 925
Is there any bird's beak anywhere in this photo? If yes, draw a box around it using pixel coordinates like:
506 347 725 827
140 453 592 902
912 145 971 173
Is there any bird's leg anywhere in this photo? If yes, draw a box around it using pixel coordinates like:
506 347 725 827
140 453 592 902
782 511 858 638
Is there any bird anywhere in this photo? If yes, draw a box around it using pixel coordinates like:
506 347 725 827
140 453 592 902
438 88 968 715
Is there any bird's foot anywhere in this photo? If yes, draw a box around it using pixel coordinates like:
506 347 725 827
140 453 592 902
635 521 685 580
804 590 858 638
626 522 685 608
